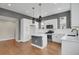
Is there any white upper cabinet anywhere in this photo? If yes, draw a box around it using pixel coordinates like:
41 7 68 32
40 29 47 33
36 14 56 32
71 3 79 26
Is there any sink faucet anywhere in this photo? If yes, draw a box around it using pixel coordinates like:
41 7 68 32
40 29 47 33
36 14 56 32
71 29 78 36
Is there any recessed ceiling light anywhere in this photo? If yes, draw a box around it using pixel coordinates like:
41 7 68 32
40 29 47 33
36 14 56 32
8 3 12 7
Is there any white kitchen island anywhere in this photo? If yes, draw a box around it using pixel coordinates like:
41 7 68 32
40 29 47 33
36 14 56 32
31 34 47 49
61 35 79 55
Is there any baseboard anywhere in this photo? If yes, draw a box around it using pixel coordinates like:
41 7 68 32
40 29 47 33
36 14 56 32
16 39 31 42
31 43 45 49
0 35 14 41
52 41 61 45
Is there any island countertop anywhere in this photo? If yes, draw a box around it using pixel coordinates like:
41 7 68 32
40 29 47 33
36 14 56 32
61 35 79 55
31 33 47 36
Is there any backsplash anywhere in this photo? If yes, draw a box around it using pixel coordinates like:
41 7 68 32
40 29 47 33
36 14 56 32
34 28 72 35
54 29 71 34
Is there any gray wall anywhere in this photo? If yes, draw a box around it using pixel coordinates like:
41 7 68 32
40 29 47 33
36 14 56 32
0 8 33 20
42 11 71 28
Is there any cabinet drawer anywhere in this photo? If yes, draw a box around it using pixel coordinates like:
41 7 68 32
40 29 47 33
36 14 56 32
32 36 42 47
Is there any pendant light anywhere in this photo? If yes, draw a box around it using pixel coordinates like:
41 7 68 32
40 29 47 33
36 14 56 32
32 7 35 24
38 3 42 22
37 3 42 29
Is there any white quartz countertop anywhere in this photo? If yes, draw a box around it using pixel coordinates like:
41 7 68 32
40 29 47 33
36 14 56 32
31 33 46 36
61 35 79 43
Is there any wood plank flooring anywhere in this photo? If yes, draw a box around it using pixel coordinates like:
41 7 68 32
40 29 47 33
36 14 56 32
0 39 61 55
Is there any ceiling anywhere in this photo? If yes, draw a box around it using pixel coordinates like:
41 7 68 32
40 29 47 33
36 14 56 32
0 3 70 18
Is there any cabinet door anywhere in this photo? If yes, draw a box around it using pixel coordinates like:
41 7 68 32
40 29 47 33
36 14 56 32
53 34 62 43
32 36 42 47
47 35 52 42
20 18 32 41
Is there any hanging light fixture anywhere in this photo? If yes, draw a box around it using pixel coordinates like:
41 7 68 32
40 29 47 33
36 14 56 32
32 7 35 24
37 3 43 29
38 3 42 22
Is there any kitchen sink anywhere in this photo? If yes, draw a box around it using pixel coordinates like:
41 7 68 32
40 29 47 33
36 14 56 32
67 34 76 37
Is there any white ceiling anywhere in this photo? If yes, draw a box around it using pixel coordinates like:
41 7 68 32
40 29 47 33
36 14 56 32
0 3 70 18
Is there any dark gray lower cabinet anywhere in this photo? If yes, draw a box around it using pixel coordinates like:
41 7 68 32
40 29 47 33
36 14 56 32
32 36 42 47
47 35 52 42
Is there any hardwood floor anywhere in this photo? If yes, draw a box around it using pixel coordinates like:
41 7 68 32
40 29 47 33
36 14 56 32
0 39 61 55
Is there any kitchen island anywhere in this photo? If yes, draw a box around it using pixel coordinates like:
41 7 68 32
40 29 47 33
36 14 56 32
61 35 79 55
31 34 47 49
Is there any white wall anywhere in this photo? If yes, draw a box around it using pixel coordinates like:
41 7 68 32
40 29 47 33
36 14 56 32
0 21 16 41
0 16 17 41
71 3 79 27
15 20 20 42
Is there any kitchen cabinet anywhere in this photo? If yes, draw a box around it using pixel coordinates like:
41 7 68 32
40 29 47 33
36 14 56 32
52 34 64 43
16 18 32 42
62 40 79 55
61 35 79 55
47 34 52 42
32 36 42 47
31 34 47 49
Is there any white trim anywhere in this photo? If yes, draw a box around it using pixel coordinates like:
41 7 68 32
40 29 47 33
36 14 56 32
0 38 14 41
16 39 30 42
0 35 14 41
31 43 45 49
